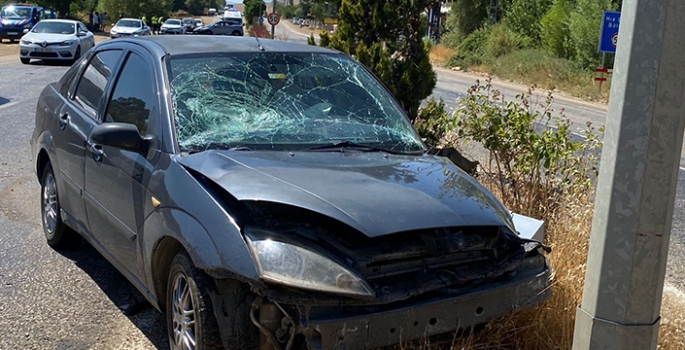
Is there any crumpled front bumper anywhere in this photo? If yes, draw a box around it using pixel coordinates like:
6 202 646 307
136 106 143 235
304 260 550 350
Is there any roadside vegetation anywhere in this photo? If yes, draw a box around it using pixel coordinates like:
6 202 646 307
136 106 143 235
429 0 621 102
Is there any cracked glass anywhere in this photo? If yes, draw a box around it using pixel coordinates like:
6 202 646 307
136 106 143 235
166 52 426 153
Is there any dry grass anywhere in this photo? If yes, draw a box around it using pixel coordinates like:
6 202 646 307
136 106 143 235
429 45 455 66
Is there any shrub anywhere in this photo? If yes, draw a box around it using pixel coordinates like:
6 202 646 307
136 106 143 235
414 98 454 147
568 0 613 68
452 77 602 219
504 0 553 44
540 0 574 58
484 22 532 59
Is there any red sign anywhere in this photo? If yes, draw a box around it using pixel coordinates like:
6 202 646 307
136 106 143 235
267 12 280 26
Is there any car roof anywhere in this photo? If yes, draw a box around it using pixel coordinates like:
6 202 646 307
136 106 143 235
35 19 79 24
122 35 342 56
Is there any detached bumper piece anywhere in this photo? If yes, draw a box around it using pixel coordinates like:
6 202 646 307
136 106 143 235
306 265 550 350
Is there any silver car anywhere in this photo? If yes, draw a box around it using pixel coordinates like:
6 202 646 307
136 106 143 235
193 19 243 36
160 18 185 34
109 18 151 38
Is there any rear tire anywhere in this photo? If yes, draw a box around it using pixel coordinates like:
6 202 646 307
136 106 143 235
166 251 223 350
231 31 241 36
41 162 78 248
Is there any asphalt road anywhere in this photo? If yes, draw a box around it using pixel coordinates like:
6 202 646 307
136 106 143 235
0 28 684 348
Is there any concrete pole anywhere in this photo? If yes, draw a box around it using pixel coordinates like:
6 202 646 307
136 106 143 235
572 0 685 348
271 0 276 39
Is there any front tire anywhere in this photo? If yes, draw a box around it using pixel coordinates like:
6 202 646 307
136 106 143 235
166 251 223 350
41 162 78 248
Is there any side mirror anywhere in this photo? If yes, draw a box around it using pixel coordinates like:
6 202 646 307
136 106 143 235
77 31 87 37
89 123 141 150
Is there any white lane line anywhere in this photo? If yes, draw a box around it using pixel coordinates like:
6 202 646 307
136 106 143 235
0 101 19 111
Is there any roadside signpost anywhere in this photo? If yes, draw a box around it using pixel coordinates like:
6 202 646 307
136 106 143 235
596 10 620 94
267 12 280 26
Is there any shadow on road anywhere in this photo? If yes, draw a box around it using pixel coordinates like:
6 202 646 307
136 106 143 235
54 237 168 349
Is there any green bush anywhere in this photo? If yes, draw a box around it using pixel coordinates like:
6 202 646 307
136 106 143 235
414 98 454 147
540 0 574 58
504 0 553 44
452 78 602 218
484 22 531 59
568 0 613 68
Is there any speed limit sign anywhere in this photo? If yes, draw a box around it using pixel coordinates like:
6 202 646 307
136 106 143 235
267 12 280 26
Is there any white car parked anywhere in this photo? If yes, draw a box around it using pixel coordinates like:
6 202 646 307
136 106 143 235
159 19 186 34
19 19 94 65
109 18 151 38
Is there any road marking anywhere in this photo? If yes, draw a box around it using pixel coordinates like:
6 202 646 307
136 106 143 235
0 101 19 111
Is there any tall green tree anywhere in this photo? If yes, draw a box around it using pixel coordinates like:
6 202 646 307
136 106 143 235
540 0 573 58
98 0 171 18
442 0 489 46
243 0 266 24
567 0 613 68
316 0 438 122
504 0 553 44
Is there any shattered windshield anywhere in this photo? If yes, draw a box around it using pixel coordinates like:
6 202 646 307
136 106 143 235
167 52 426 153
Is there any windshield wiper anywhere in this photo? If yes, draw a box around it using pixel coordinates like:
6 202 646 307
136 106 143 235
304 140 417 155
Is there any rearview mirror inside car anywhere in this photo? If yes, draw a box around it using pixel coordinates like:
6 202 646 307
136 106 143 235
89 123 142 151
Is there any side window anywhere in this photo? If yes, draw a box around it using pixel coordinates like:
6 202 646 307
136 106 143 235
104 53 155 135
74 50 122 118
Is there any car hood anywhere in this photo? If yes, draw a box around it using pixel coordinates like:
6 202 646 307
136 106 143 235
112 26 141 33
177 150 515 238
22 32 75 42
0 18 30 26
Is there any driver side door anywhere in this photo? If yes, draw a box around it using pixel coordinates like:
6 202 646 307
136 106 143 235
84 47 161 283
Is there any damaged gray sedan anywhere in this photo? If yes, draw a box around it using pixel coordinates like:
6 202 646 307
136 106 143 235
30 36 550 350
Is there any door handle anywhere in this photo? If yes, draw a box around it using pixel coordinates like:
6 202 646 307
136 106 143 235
88 142 104 162
58 113 69 130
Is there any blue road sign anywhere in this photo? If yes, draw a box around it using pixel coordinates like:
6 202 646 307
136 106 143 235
258 17 264 23
599 10 621 53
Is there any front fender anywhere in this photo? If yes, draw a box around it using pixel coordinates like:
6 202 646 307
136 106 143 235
142 207 259 301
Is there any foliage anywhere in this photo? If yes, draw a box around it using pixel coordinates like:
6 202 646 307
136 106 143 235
540 0 574 58
307 33 316 45
318 30 331 47
413 98 454 147
484 22 531 59
446 26 489 67
504 0 553 44
98 0 171 19
567 0 612 68
279 4 297 19
184 0 223 15
316 0 438 122
441 0 489 49
243 0 266 25
453 78 602 218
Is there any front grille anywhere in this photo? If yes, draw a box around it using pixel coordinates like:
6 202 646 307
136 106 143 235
318 226 524 293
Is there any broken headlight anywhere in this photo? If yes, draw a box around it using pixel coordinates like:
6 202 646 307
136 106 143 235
245 228 374 297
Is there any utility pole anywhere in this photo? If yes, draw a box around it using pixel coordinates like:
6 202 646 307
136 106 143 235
271 0 276 39
572 0 685 348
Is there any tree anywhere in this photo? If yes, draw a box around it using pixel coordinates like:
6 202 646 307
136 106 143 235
567 0 612 68
98 0 172 19
504 0 553 44
318 0 438 122
310 2 326 25
441 0 490 46
540 0 573 58
243 0 266 25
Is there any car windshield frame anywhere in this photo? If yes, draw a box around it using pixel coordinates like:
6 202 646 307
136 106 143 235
164 51 427 154
0 6 32 20
165 19 182 25
30 21 76 34
116 19 141 28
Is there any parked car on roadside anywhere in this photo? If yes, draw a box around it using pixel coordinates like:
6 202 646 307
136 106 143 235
194 18 203 29
19 19 94 65
30 35 550 350
159 18 185 35
292 16 299 24
193 19 243 36
181 17 196 32
109 18 151 38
